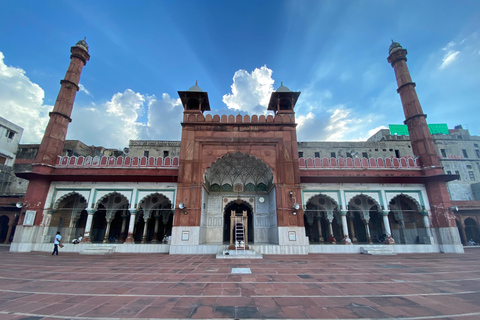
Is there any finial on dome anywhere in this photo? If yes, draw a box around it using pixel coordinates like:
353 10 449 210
389 39 402 54
276 82 291 92
188 81 203 92
75 37 89 52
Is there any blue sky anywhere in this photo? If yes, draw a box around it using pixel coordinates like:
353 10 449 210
1 1 479 148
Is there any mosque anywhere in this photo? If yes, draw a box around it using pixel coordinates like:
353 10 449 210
8 39 468 255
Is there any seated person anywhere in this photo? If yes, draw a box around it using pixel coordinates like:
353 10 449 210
72 234 83 244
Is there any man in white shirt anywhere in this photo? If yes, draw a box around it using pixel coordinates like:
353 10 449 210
52 231 62 255
72 235 83 244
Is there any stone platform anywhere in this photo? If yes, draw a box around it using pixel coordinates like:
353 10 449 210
1 248 480 319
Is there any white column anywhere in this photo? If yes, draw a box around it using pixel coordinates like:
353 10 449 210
316 217 324 243
328 219 336 244
364 219 372 244
83 210 95 243
103 219 112 243
422 211 433 243
381 212 395 244
141 218 149 243
340 212 351 244
124 210 136 243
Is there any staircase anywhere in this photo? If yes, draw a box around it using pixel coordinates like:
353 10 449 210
234 216 245 255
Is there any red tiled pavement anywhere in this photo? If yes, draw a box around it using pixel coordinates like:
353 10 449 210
0 248 480 319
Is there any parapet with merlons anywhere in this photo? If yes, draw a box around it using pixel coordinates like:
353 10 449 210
182 113 295 124
56 155 179 168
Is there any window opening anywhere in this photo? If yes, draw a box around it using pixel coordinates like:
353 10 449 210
462 149 468 158
441 149 447 158
144 151 149 157
469 171 475 181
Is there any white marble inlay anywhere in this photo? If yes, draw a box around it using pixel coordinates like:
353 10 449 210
232 268 252 274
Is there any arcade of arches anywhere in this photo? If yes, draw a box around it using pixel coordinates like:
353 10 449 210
304 194 432 245
48 192 173 244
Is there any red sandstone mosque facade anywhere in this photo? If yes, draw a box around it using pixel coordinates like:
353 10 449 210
9 39 464 255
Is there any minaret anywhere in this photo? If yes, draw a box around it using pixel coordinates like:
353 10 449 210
35 39 90 165
20 39 89 227
387 41 461 251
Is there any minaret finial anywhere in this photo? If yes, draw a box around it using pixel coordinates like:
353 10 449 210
195 80 198 86
281 81 283 86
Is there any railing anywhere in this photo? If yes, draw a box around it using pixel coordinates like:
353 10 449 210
299 156 419 169
56 155 179 168
56 155 419 169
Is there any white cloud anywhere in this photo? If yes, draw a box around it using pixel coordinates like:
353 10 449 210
222 66 274 113
0 51 51 143
68 90 183 149
79 84 92 96
439 50 460 70
0 49 184 148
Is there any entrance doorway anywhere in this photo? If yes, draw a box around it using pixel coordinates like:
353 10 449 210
223 201 254 244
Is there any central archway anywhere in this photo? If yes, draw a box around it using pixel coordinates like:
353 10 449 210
223 200 254 244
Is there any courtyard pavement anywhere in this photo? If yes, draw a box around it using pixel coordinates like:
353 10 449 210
0 247 480 320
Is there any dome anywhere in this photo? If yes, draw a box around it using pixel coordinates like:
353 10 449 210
389 40 402 54
75 38 89 52
276 82 291 92
188 81 203 92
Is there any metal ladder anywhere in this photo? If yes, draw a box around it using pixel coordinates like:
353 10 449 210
234 216 245 255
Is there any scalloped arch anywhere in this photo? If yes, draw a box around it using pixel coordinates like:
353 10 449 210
204 151 274 188
348 194 380 211
95 192 130 209
138 192 173 208
389 194 421 211
53 192 88 211
305 194 339 210
223 199 254 213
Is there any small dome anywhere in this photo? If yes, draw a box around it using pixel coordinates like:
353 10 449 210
389 40 402 54
76 38 89 52
276 82 291 92
188 81 203 92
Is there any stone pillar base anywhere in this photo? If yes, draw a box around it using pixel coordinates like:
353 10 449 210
82 236 91 243
124 234 134 243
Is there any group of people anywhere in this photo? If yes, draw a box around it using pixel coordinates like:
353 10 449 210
51 232 83 256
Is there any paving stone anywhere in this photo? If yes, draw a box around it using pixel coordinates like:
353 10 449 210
1 250 480 319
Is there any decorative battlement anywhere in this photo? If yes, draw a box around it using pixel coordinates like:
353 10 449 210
299 156 419 169
56 155 179 168
182 113 295 124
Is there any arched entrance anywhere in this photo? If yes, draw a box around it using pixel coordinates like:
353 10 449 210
0 215 9 242
389 195 425 244
203 152 275 245
464 218 480 244
223 200 254 244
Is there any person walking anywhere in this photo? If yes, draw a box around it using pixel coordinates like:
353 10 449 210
52 231 62 255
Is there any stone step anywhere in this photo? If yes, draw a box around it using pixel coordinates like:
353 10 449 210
216 249 263 259
80 246 115 255
360 245 396 255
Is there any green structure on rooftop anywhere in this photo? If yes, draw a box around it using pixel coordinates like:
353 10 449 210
389 124 449 136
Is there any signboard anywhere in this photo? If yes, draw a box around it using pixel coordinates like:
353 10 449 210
288 231 296 241
24 210 37 226
181 231 189 241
